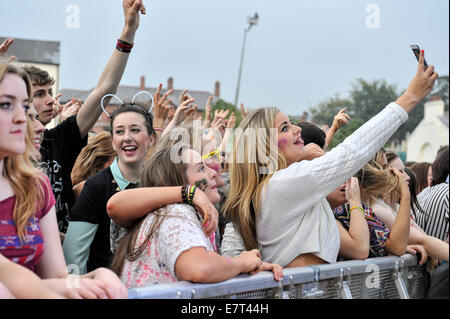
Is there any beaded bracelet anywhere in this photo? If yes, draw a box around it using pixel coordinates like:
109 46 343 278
350 206 366 216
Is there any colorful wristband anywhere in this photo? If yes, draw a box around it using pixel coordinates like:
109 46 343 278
116 39 134 53
350 206 366 216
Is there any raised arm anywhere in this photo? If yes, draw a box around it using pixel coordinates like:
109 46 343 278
272 50 438 207
76 0 146 138
383 168 411 256
337 178 370 259
325 107 350 150
152 83 174 138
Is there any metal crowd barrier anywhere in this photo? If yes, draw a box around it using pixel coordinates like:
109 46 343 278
127 254 429 299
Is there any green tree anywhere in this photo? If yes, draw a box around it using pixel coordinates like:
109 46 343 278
431 75 449 111
350 78 399 121
309 94 353 126
310 78 399 148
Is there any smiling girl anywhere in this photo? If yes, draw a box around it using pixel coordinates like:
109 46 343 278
63 104 155 273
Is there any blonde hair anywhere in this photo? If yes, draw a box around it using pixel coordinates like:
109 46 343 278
356 160 401 206
222 107 286 250
71 131 116 186
1 62 50 239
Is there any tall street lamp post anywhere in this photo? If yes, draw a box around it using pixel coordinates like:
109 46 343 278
234 13 258 108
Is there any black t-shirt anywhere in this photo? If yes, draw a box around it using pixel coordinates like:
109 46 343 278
69 167 136 272
39 115 87 233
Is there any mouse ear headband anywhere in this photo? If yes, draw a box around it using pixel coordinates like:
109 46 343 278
101 91 154 118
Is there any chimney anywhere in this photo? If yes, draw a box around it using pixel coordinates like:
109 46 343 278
167 77 173 90
214 81 220 98
140 75 145 90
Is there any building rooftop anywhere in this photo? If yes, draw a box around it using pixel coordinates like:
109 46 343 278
0 37 60 65
60 79 222 112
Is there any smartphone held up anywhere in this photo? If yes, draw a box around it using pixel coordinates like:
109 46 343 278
410 44 429 69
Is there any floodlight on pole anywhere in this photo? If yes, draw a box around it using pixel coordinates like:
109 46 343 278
234 12 258 108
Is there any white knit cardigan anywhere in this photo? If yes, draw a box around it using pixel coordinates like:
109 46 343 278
256 102 409 267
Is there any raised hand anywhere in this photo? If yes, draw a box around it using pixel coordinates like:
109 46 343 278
122 0 146 32
173 97 195 125
227 112 237 129
390 167 410 198
331 107 350 132
0 38 16 62
184 104 198 124
345 177 361 207
53 95 82 121
240 103 248 119
396 50 439 113
153 83 174 128
203 96 213 128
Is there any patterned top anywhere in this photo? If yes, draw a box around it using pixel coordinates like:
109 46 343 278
334 202 391 258
121 204 214 288
0 174 56 272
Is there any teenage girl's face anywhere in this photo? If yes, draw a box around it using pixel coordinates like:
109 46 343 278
183 149 221 204
111 112 154 166
274 112 305 166
0 73 29 160
389 157 410 185
27 103 45 151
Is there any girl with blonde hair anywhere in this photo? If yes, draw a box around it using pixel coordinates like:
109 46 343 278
0 62 127 298
223 51 438 268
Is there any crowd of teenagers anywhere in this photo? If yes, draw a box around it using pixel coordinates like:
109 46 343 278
0 0 448 299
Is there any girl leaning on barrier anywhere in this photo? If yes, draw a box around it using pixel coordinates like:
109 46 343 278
0 62 127 299
110 145 283 288
222 50 438 268
107 127 284 284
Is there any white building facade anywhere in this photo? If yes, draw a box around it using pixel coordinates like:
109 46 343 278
406 98 449 162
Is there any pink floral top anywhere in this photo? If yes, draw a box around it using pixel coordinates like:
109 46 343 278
121 204 214 288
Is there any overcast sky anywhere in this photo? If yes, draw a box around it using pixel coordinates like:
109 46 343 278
1 0 448 115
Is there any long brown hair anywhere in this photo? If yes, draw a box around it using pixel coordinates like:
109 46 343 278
71 131 116 186
1 62 50 240
110 145 190 275
222 107 287 250
410 162 432 194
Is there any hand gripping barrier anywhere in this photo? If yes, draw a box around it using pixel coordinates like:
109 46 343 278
127 254 429 299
